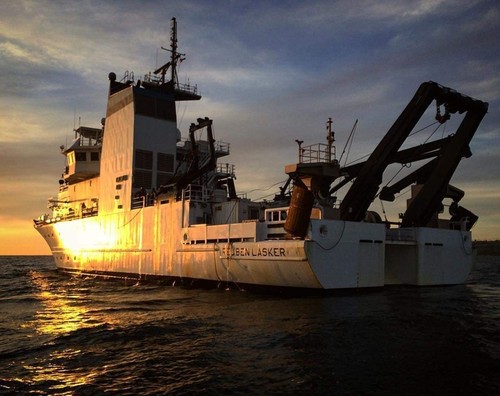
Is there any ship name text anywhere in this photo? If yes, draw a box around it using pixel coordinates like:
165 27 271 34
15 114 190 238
221 246 286 257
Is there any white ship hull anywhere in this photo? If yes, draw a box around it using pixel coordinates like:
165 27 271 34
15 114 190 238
34 21 484 292
36 201 473 290
385 227 474 286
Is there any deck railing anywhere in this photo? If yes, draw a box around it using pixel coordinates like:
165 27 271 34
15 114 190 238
299 143 336 164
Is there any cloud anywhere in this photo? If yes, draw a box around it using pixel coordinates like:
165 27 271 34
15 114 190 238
0 41 43 64
0 0 499 254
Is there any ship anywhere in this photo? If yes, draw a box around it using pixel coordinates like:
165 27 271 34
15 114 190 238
34 18 489 290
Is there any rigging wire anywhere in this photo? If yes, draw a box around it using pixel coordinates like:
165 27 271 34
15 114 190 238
338 119 358 167
254 191 279 201
342 120 441 169
376 163 412 199
375 120 446 202
420 122 442 145
374 162 414 201
242 179 288 196
408 120 439 137
224 200 239 224
120 207 143 228
343 153 371 167
177 102 188 131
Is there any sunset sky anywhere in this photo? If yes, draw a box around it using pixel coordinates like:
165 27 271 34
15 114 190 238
1 0 499 255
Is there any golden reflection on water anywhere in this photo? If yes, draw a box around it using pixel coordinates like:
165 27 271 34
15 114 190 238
23 349 100 394
24 271 105 391
28 272 91 336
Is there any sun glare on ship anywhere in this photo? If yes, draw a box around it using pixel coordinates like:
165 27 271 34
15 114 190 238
53 220 119 252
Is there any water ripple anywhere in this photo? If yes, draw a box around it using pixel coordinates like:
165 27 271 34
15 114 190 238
0 256 498 395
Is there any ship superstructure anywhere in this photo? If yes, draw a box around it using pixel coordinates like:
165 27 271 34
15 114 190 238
34 19 488 290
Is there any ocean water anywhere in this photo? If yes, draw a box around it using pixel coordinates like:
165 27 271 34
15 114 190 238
0 256 498 395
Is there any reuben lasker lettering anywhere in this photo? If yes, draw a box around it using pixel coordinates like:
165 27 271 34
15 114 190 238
222 246 286 257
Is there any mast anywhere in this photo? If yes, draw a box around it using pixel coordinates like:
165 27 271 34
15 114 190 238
170 17 178 84
326 117 334 163
154 17 183 86
153 17 200 101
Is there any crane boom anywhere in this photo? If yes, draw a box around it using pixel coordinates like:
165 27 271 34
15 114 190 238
339 81 488 225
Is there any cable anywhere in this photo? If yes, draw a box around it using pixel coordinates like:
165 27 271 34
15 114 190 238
339 119 358 167
408 121 439 137
313 221 347 251
254 191 280 201
120 207 143 228
224 200 238 224
343 153 371 167
242 179 287 196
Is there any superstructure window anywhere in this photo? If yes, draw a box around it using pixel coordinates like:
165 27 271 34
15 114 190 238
135 94 176 121
156 152 174 187
133 170 152 189
90 152 100 161
134 149 153 189
75 151 87 161
135 149 153 169
157 153 174 172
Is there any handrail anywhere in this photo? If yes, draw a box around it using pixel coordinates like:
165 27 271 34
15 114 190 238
33 206 99 227
299 143 336 164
